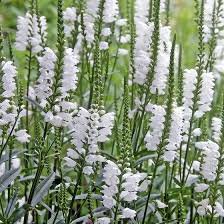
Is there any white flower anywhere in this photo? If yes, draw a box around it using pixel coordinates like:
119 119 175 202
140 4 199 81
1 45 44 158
1 61 17 98
186 174 198 186
197 199 210 216
164 106 183 162
155 200 168 209
83 166 94 175
133 18 153 84
195 72 215 118
182 69 198 134
192 161 200 172
98 112 115 142
99 41 109 50
102 161 121 209
84 0 100 44
15 14 29 51
35 47 57 102
215 202 224 217
67 108 114 174
199 140 220 181
194 183 209 192
116 19 127 26
14 129 31 143
103 160 121 185
61 48 79 97
133 0 153 85
122 208 136 219
64 157 76 167
97 217 111 224
145 104 166 151
101 28 111 37
102 196 115 209
30 14 46 53
63 7 76 21
63 7 77 37
120 35 130 44
15 12 47 53
103 0 119 23
150 26 171 95
192 128 202 137
0 100 17 126
212 117 222 143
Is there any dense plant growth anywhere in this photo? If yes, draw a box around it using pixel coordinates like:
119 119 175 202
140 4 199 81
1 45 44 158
0 0 224 223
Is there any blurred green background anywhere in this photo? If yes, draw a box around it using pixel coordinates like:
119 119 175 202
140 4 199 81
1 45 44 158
0 0 197 67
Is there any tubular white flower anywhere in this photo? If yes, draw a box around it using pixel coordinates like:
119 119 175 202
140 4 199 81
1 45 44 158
15 13 29 51
120 172 145 202
103 0 119 23
192 128 202 137
14 129 31 143
182 69 198 135
207 1 224 77
204 0 216 42
164 106 183 162
121 208 136 219
101 28 111 37
155 200 168 209
197 199 210 216
135 0 149 23
194 183 209 193
1 61 17 98
84 0 100 44
97 217 111 224
196 140 220 181
215 202 224 217
134 0 153 85
61 48 79 97
63 7 77 37
99 41 109 50
145 104 166 151
15 12 47 53
195 72 215 118
30 14 43 53
65 108 114 174
150 26 171 95
102 160 120 209
211 117 222 143
0 100 17 126
35 47 57 102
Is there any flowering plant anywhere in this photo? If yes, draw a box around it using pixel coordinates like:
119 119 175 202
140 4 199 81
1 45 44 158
0 0 224 223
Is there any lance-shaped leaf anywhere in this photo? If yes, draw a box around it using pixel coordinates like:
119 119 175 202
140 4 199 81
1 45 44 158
5 191 18 218
0 168 20 193
47 211 65 224
31 172 55 207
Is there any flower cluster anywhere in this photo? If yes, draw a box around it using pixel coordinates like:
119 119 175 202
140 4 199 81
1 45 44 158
15 12 47 53
101 161 147 220
65 107 114 175
145 103 166 151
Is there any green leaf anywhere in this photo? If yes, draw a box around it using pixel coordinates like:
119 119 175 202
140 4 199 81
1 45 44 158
5 191 18 218
0 168 20 193
31 172 55 207
71 216 88 224
10 207 26 223
47 211 65 224
135 155 157 166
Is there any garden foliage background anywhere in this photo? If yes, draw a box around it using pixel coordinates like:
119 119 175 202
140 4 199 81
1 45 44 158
1 0 224 223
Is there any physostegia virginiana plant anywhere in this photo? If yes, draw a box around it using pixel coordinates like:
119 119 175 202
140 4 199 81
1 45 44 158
0 0 224 223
